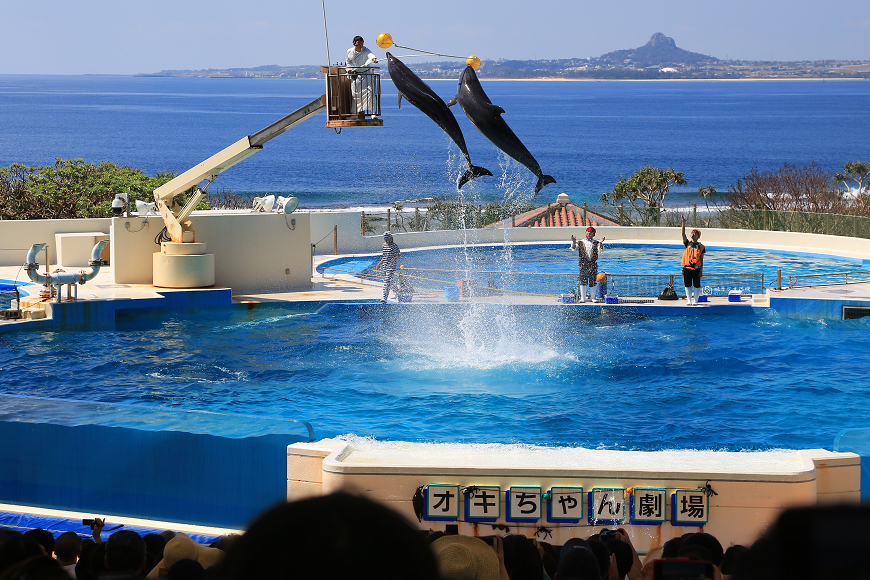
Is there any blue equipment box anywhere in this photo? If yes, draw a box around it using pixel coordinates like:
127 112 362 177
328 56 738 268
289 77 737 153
697 295 708 303
444 285 460 302
560 294 576 304
728 292 741 302
398 293 412 303
605 296 619 304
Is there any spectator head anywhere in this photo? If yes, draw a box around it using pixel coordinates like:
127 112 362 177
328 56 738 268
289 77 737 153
721 545 748 577
0 535 43 574
432 535 499 580
53 532 82 565
555 538 600 580
661 536 684 559
353 35 364 45
159 531 177 544
104 530 146 574
209 534 240 554
586 539 611 579
143 533 166 560
0 555 68 580
23 528 54 557
680 533 724 567
600 537 633 580
501 535 542 580
216 492 439 580
537 541 559 580
146 533 223 579
166 558 207 580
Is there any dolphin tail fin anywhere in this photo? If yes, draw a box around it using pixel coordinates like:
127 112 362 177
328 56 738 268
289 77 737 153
534 174 557 197
458 165 493 190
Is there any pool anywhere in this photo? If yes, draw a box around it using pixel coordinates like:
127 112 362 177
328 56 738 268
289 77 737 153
321 243 868 297
2 297 869 451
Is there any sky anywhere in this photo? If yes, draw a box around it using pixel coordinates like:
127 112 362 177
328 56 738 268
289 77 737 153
2 0 869 75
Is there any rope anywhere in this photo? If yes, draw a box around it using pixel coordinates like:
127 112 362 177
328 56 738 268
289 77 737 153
399 272 556 298
392 43 465 60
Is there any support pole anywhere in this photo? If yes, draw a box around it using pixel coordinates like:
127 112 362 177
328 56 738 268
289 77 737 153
333 225 338 255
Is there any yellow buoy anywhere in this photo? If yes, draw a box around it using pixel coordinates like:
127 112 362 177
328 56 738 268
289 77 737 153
377 32 393 49
466 55 481 70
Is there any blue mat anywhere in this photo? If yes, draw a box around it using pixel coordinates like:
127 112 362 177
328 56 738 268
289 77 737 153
0 511 222 543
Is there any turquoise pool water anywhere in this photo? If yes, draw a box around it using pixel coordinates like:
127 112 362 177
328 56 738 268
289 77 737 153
1 301 869 451
321 243 869 297
2 243 868 451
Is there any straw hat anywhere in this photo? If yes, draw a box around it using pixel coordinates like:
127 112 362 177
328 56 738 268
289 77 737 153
146 533 224 578
432 535 499 580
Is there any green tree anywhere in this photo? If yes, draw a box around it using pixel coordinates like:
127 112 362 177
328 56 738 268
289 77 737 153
600 166 686 210
835 161 870 214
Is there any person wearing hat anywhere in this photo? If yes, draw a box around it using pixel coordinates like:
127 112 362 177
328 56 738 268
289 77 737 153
375 231 401 303
681 215 706 305
431 534 509 580
570 227 605 303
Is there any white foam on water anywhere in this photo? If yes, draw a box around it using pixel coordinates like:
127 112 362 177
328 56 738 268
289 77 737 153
336 435 807 472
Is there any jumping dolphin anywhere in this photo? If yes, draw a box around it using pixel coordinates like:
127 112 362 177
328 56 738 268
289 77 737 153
448 66 556 196
386 53 492 189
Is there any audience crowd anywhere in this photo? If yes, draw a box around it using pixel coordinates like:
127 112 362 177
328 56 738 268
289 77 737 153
0 493 864 580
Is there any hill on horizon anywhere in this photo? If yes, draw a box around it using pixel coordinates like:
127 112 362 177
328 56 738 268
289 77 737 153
598 33 718 66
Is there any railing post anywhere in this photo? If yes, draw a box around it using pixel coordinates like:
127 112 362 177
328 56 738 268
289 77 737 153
656 207 661 227
387 208 391 231
777 268 782 290
511 214 516 228
333 225 338 255
693 203 697 227
361 211 365 237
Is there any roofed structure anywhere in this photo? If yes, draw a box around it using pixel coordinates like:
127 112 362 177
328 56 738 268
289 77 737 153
486 193 621 228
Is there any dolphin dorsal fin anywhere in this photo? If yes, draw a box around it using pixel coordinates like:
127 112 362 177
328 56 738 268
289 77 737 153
446 95 458 107
488 103 506 115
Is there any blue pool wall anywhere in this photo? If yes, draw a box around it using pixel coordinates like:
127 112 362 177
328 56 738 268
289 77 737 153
834 428 870 502
0 420 307 528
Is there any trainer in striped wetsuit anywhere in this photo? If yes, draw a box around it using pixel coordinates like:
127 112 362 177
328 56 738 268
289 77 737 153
376 231 401 303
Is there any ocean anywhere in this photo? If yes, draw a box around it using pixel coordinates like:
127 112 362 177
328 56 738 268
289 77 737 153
1 75 868 210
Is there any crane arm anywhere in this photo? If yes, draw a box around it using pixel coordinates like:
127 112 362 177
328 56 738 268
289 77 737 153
153 95 327 243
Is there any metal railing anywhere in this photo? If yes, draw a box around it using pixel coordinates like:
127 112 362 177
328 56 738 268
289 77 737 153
357 204 870 239
326 266 766 299
325 66 381 122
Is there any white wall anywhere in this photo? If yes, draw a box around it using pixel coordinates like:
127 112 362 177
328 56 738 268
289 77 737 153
306 219 870 261
289 441 860 549
0 218 111 266
111 211 312 292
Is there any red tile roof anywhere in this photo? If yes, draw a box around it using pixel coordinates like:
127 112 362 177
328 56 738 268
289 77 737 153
485 203 621 229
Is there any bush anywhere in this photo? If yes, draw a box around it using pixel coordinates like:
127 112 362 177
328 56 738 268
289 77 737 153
0 159 178 220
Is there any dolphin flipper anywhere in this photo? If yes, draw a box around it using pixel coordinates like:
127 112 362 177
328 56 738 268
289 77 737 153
398 91 404 109
534 174 557 197
458 165 494 190
446 95 458 107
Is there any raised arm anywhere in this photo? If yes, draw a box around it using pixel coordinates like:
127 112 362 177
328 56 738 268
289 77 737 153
681 214 689 244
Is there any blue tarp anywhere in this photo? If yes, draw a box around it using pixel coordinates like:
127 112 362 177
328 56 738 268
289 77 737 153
0 511 221 543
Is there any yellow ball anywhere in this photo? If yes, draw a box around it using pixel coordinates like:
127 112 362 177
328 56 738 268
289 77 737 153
466 55 481 69
377 33 393 49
